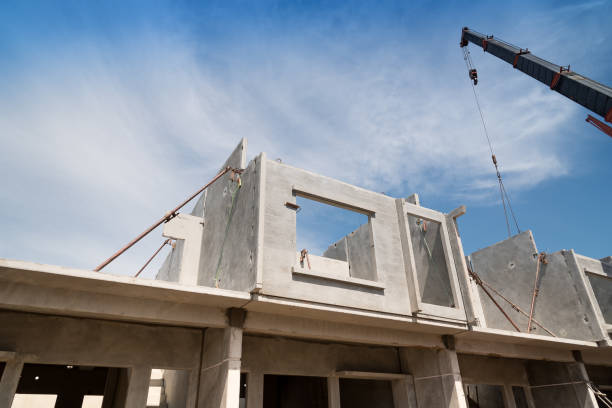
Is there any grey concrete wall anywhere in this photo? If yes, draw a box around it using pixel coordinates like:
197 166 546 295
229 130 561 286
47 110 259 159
457 354 529 386
0 311 202 369
198 327 243 408
470 231 603 341
399 347 466 408
241 335 401 377
164 369 190 408
197 141 262 292
588 273 612 323
346 221 377 281
526 360 597 408
157 240 183 283
407 214 454 308
323 236 348 261
259 159 412 314
576 255 612 325
446 214 482 326
322 222 376 280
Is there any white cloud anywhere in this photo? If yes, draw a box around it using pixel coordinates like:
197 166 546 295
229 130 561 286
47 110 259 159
0 17 582 274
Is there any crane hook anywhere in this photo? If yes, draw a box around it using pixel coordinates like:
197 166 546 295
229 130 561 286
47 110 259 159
469 69 478 85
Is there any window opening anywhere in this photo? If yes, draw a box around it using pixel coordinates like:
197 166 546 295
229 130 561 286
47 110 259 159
407 214 455 307
12 364 109 408
339 378 394 408
295 195 376 281
263 374 328 408
240 373 247 408
464 384 505 408
82 395 104 407
11 394 57 408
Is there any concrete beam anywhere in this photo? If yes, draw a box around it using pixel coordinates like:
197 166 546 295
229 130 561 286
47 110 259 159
244 311 445 348
0 311 203 369
124 366 152 408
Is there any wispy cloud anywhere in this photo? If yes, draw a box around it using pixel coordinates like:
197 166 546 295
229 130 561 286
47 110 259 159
1 2 607 273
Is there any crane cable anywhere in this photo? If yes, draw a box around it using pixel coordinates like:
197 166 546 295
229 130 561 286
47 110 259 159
462 46 521 238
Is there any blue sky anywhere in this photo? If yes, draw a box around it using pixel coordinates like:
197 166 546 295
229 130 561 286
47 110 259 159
1 0 611 277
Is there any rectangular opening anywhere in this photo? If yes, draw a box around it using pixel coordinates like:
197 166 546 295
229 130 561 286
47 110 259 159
13 363 110 408
587 273 612 323
240 373 247 408
82 396 104 407
11 394 58 408
295 194 377 281
339 378 394 408
263 374 328 408
464 384 505 407
407 214 455 307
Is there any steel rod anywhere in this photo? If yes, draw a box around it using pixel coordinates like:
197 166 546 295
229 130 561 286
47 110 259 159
93 166 236 272
134 239 171 278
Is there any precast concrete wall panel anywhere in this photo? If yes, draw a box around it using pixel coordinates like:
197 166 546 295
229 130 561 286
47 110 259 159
259 159 412 315
197 140 262 292
588 272 612 323
470 231 603 341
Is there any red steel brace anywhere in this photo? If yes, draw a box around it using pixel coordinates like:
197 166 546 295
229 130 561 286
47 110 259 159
513 49 530 68
586 115 612 139
482 35 493 52
550 66 570 90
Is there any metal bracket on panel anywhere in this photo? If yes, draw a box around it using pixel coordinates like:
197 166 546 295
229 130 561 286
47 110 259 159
512 49 530 68
285 202 301 212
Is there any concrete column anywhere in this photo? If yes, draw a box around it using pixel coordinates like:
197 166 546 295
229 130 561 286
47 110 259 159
437 349 467 408
124 366 152 408
198 327 243 408
502 385 517 408
400 347 467 408
526 358 598 408
327 376 341 408
567 361 598 408
523 387 536 408
246 372 263 408
0 358 24 408
391 376 418 408
185 367 200 408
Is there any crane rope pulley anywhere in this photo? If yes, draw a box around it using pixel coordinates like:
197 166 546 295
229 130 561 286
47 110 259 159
461 43 521 238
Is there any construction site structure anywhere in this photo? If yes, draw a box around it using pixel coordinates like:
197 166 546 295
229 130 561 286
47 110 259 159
1 139 612 408
460 27 612 138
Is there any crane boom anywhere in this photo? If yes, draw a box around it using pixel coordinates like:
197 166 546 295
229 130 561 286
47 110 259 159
460 27 612 137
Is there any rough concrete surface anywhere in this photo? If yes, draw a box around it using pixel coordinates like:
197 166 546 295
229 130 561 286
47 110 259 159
470 231 603 341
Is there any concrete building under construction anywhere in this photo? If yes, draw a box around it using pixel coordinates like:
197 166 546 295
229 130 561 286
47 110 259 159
1 139 611 408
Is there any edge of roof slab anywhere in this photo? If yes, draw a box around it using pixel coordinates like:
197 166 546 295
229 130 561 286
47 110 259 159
0 258 604 363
